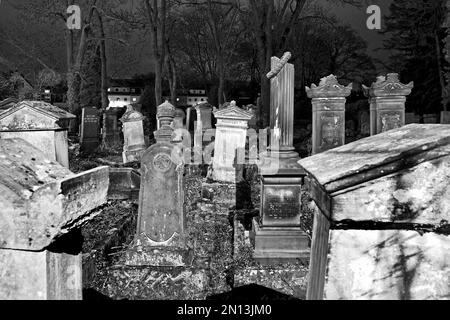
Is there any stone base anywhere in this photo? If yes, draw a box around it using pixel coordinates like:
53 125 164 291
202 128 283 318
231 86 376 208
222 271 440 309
233 216 308 299
251 218 310 262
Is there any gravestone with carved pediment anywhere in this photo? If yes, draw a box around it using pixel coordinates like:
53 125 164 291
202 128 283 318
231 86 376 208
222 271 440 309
210 101 252 183
306 75 352 155
363 73 413 135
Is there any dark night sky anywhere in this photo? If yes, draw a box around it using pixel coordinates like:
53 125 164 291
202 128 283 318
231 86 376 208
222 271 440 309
0 0 394 75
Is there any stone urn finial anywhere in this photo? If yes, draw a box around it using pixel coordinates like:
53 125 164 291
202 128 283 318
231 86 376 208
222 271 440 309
155 100 176 143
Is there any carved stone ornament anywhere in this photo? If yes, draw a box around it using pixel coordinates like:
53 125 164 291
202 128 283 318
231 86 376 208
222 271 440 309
365 73 414 97
152 153 173 173
306 75 353 99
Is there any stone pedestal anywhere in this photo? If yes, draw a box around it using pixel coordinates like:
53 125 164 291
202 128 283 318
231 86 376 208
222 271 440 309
0 138 109 300
120 105 146 163
0 101 75 168
306 75 352 155
254 53 308 262
441 111 450 124
211 102 252 183
363 73 413 135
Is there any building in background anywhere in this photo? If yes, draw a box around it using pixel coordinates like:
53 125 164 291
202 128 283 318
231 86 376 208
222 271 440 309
163 89 208 108
107 79 145 109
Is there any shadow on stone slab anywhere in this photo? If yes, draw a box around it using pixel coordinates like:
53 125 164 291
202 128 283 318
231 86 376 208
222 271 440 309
206 284 301 301
83 288 113 301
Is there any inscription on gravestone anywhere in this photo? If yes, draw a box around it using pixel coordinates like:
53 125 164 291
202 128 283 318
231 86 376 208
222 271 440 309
263 185 301 227
80 107 100 153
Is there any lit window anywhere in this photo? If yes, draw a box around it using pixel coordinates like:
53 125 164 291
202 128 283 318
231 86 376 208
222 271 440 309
132 98 137 102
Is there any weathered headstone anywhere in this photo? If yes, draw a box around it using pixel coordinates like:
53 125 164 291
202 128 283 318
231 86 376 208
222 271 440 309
136 101 185 247
423 113 438 124
173 108 186 129
211 101 252 183
80 107 101 153
306 75 352 155
253 52 309 261
300 124 450 300
363 73 413 135
0 138 109 300
105 108 121 147
359 111 370 136
195 102 213 131
405 112 420 124
120 105 146 163
442 111 450 124
0 101 75 168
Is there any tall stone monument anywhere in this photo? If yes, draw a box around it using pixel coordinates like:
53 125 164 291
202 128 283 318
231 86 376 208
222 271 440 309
306 75 352 155
211 101 252 183
120 105 146 163
363 73 413 135
136 101 185 247
252 52 309 261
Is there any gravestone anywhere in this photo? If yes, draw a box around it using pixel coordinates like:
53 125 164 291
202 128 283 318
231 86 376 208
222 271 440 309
442 111 450 124
174 108 186 129
80 107 101 153
300 124 450 300
0 101 75 168
253 52 309 261
136 101 185 247
423 113 438 124
359 111 370 136
405 112 420 124
120 105 146 163
363 73 413 135
211 101 252 183
306 75 352 155
105 108 121 147
0 138 109 300
195 102 213 131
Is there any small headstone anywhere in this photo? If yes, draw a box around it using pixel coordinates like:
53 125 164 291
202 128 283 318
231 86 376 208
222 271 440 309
423 113 438 124
194 102 213 131
442 111 450 124
80 107 101 153
120 105 146 164
359 111 370 135
211 101 252 183
137 101 185 247
173 108 186 129
105 109 121 147
0 101 75 168
405 112 419 124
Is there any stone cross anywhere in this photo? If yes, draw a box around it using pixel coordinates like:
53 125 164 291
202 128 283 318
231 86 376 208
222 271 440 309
363 73 413 135
306 75 352 155
211 101 252 183
120 105 146 163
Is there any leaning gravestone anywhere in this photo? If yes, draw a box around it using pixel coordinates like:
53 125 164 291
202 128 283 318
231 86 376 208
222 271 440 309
80 107 101 153
136 101 185 247
0 138 109 300
0 101 75 168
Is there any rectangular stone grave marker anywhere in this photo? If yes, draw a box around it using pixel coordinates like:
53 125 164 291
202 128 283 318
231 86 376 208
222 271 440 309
80 107 100 153
442 111 450 124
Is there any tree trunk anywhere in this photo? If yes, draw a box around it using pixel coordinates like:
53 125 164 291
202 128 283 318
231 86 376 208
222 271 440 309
435 32 448 111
